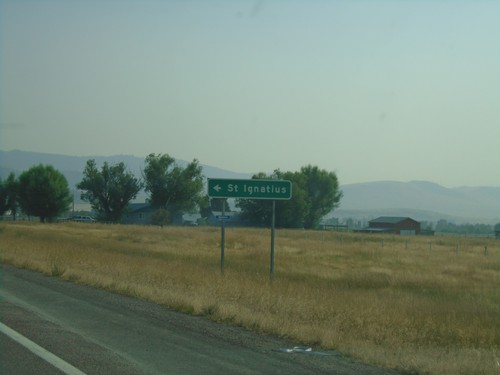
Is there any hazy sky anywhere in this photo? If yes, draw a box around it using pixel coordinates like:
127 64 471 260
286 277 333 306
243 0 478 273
1 0 499 187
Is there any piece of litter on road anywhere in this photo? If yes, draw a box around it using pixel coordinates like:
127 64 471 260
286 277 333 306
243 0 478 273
274 346 331 356
293 346 312 352
275 346 311 353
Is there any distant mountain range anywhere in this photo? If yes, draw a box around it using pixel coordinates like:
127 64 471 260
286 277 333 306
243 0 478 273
336 181 500 224
1 150 499 224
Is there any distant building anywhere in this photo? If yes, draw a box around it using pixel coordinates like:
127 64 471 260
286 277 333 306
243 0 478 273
122 203 201 226
122 203 156 225
360 217 421 235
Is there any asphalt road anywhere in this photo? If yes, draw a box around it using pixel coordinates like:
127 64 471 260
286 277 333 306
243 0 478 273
0 265 403 375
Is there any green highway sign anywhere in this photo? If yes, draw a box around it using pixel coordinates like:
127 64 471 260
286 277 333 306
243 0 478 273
208 178 292 200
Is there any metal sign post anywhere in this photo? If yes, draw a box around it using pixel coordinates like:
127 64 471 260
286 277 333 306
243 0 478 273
270 200 276 278
220 200 225 274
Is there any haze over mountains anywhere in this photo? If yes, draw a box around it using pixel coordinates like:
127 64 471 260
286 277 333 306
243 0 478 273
336 181 500 224
1 150 499 224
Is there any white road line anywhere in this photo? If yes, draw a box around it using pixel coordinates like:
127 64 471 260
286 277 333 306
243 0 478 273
0 322 87 375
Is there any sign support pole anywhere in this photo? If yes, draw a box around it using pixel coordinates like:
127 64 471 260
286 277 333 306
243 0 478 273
220 200 225 274
270 200 276 278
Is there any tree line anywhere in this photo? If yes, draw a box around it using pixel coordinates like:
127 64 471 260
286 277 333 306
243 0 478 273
434 220 496 236
0 154 342 228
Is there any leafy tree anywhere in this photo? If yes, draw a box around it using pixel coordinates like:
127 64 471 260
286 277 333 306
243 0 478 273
17 165 72 222
77 159 142 222
143 153 204 221
298 165 342 229
237 166 342 229
143 153 175 207
277 171 309 228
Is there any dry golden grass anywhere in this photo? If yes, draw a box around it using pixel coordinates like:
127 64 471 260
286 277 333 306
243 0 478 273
1 222 500 374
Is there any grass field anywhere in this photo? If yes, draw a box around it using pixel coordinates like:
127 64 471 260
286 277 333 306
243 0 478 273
1 221 499 374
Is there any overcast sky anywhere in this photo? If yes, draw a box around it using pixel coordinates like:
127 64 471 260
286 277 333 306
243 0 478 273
1 0 499 187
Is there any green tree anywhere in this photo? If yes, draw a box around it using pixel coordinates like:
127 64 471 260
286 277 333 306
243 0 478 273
17 165 72 222
143 153 175 207
298 165 342 229
143 153 204 221
237 166 342 229
277 170 309 228
77 159 142 222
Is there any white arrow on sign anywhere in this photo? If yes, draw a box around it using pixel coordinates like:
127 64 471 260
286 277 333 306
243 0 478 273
213 184 222 192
